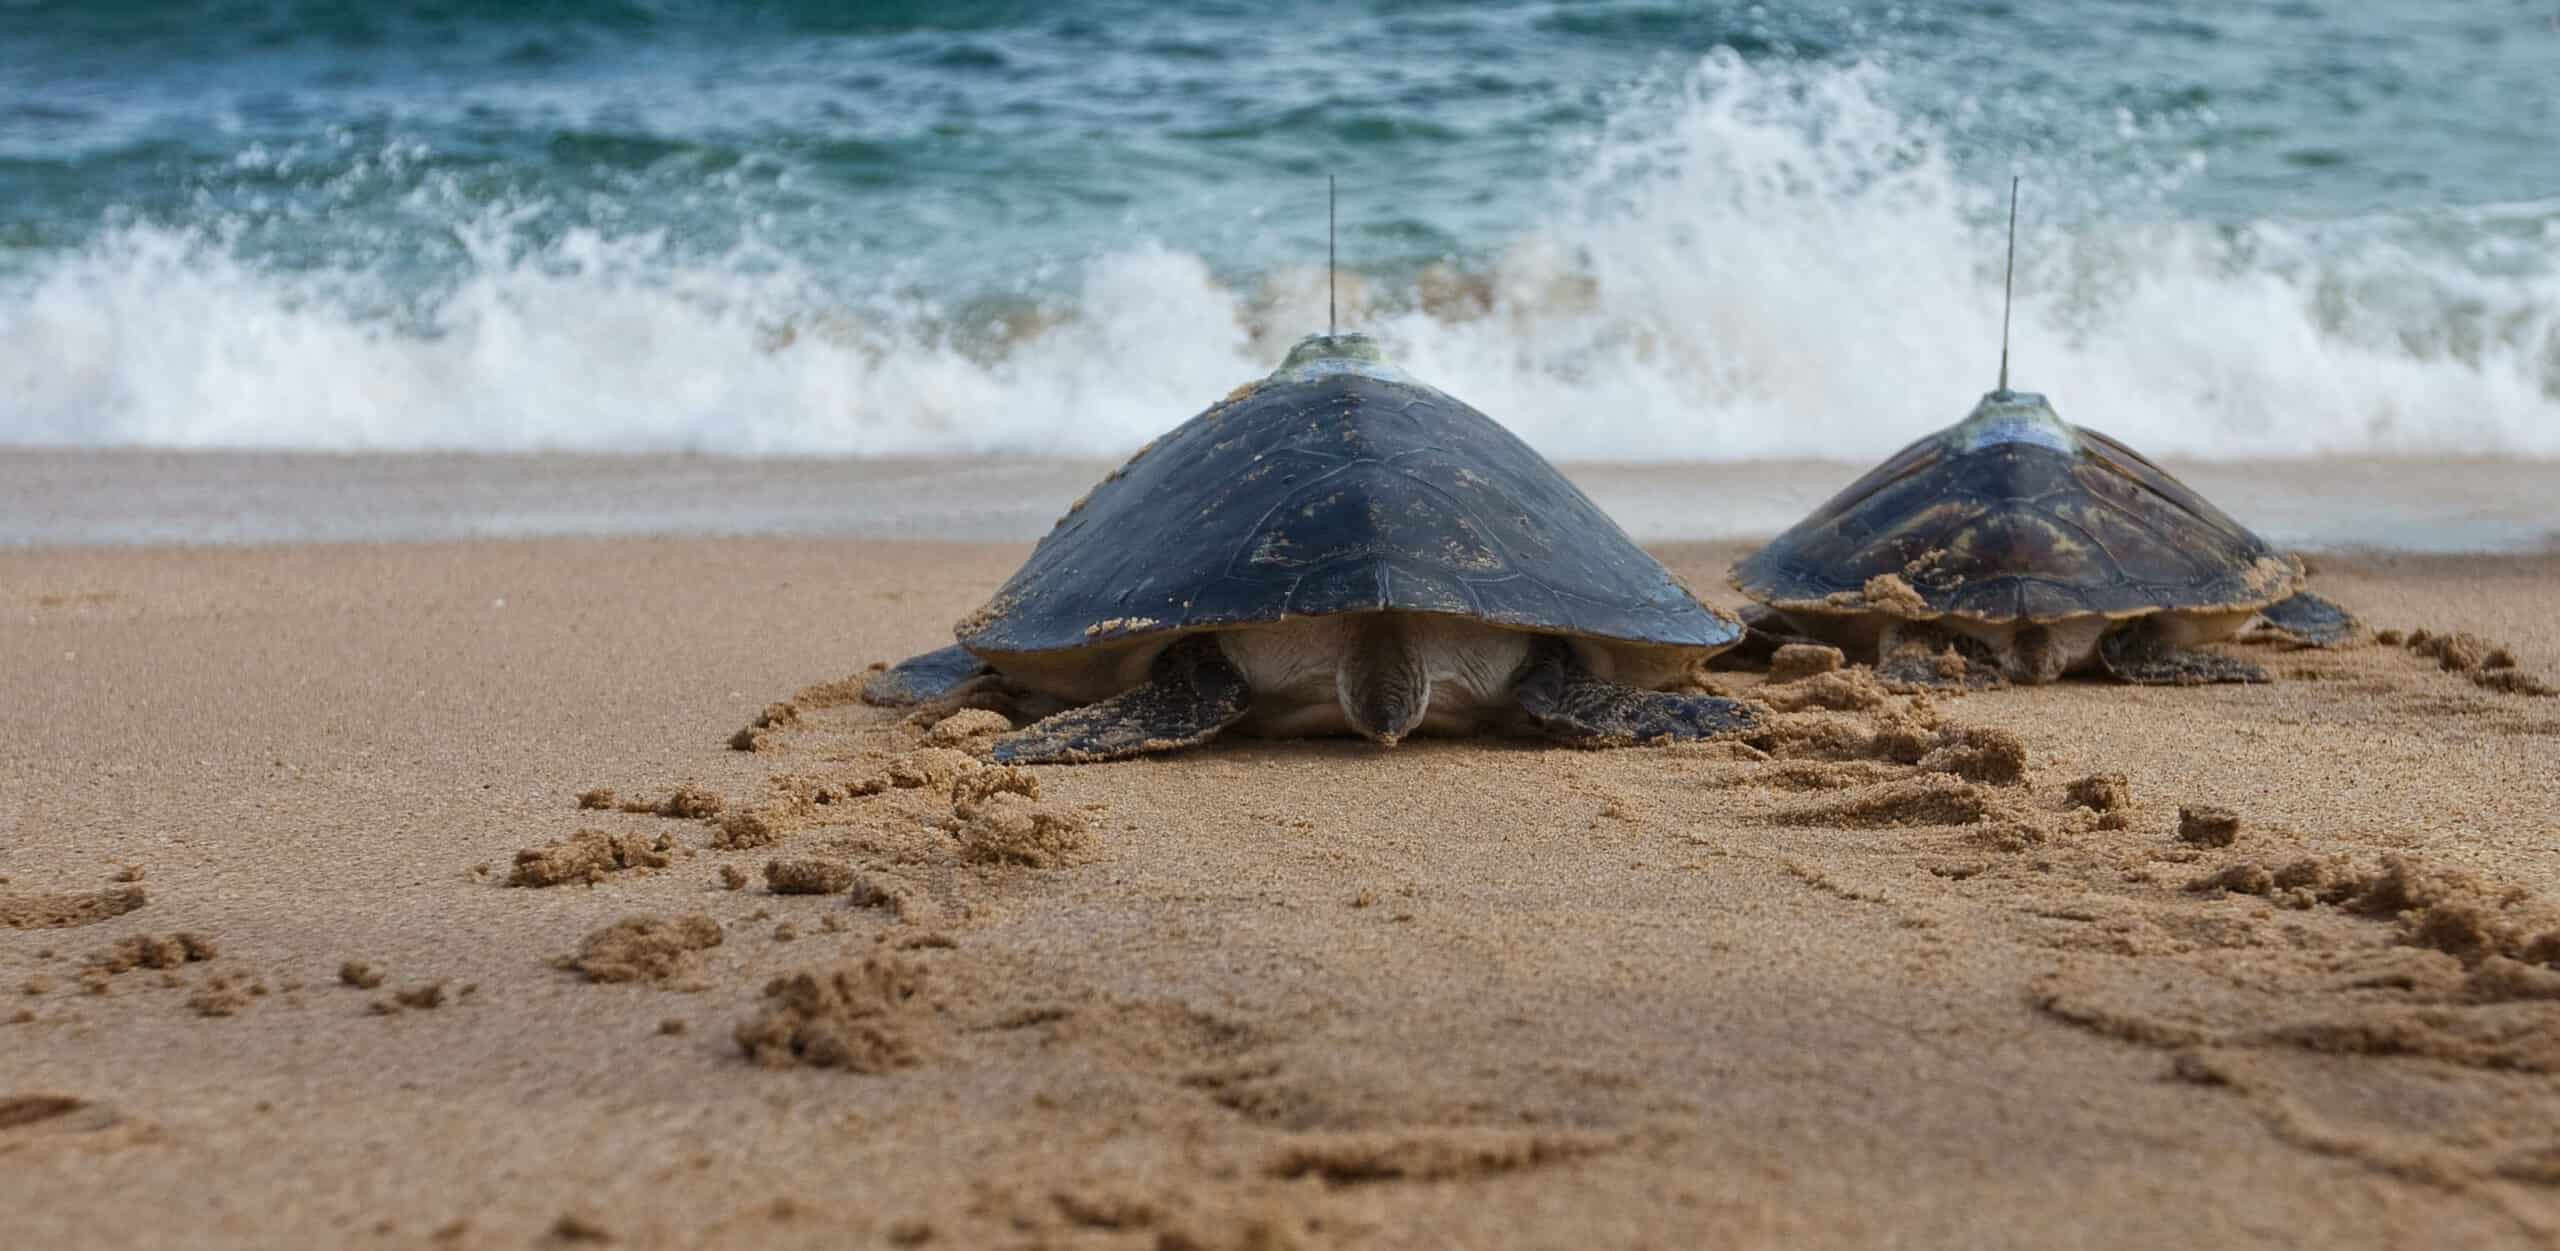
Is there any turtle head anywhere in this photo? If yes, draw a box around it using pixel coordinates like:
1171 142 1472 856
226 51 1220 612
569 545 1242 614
1945 388 2079 455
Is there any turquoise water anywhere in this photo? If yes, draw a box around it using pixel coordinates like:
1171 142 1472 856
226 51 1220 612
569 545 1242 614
3 1 2556 459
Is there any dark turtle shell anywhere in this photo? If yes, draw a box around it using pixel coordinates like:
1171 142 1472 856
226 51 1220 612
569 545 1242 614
1730 390 2300 623
958 333 1740 657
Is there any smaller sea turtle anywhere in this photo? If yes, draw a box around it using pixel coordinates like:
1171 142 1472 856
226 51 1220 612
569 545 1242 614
866 332 1757 763
1727 180 2355 687
1727 387 2355 687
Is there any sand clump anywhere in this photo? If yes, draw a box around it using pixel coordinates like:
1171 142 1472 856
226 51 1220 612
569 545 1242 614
1915 725 2028 786
2471 668 2557 696
923 708 1012 747
636 784 724 819
1742 700 2045 845
735 955 933 1072
1758 669 1891 713
1765 644 1846 685
765 859 857 896
87 932 218 975
2062 773 2136 830
2066 773 2132 813
954 793 1092 868
377 981 473 1016
2177 806 2242 847
706 769 876 850
1751 702 2026 787
730 702 802 752
508 830 676 888
845 873 946 926
2190 854 2560 971
2187 862 2277 897
952 765 1040 812
1 886 147 930
885 748 980 791
1834 573 1928 615
557 915 724 987
2406 629 2511 674
712 749 998 851
792 672 873 708
583 783 730 817
713 785 865 849
712 807 789 850
1767 703 1940 764
2400 627 2555 697
707 751 1066 873
339 961 386 989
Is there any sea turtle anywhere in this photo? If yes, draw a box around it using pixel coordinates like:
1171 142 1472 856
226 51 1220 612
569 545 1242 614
864 331 1758 763
1727 385 2357 687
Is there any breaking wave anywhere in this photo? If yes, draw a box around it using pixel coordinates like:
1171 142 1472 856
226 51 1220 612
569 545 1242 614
5 56 2555 460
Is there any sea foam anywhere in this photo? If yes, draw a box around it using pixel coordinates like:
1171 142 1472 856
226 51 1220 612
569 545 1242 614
4 57 2554 461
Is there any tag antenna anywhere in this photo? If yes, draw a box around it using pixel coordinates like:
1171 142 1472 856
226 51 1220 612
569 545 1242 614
1997 175 2018 393
1327 174 1338 338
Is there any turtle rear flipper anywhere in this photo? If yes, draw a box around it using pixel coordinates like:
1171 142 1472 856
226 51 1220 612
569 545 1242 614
1710 604 1827 670
993 635 1250 764
863 644 995 707
1874 622 2007 690
2255 591 2356 647
2098 625 2268 685
1516 637 1758 746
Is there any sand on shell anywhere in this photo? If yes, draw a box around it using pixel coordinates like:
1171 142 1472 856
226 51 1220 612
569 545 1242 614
4 534 2560 1249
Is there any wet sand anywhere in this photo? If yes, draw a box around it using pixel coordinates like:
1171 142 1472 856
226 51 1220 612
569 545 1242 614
4 535 2559 1249
5 448 2555 551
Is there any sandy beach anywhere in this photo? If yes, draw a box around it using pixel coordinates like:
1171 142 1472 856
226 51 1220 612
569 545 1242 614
5 526 2557 1250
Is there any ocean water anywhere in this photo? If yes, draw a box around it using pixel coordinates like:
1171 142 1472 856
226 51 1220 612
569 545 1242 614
2 0 2557 462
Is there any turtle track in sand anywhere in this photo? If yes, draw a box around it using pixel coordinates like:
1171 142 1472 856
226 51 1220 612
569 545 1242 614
446 588 2560 1247
1661 655 2560 1233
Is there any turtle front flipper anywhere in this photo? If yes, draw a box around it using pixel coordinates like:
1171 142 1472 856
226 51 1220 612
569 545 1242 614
2097 624 2268 685
1515 636 1759 746
1874 622 2006 690
863 644 996 707
992 635 1250 764
2255 591 2356 647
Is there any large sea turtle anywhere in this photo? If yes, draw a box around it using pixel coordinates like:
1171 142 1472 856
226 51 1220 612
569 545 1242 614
1727 385 2356 687
865 332 1758 763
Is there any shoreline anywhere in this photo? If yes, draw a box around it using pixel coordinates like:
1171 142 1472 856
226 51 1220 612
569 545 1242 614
5 448 2554 552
